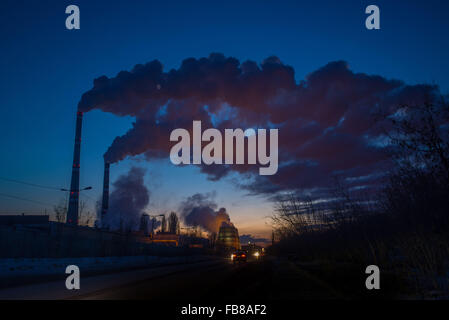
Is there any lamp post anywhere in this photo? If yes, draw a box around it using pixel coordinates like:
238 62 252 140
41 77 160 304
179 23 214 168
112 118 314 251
60 186 92 192
60 186 92 225
60 186 93 210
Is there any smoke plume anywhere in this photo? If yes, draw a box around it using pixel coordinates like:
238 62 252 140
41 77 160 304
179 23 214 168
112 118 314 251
78 53 441 197
180 192 233 233
103 167 149 231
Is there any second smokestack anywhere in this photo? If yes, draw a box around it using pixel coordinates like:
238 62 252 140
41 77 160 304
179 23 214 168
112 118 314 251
101 161 110 228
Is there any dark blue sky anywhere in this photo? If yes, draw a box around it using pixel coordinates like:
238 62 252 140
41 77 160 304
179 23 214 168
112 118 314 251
0 0 448 237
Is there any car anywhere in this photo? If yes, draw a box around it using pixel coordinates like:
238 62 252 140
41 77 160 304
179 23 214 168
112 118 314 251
231 250 247 263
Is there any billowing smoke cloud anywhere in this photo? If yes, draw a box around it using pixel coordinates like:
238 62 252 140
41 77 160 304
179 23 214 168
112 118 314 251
79 53 440 197
103 167 149 231
180 192 233 233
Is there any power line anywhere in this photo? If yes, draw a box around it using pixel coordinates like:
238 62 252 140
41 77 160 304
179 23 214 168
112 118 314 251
0 192 54 207
0 176 62 191
80 192 97 202
0 177 95 209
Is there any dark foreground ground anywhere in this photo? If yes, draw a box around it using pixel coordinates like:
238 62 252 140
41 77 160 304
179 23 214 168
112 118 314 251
0 255 407 300
78 257 409 300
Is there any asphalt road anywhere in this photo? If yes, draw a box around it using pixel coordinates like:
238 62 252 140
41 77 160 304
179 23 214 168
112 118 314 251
77 256 273 300
0 258 220 299
74 256 347 300
0 256 354 300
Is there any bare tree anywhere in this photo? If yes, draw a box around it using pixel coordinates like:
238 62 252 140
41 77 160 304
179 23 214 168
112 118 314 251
388 100 449 184
53 198 67 223
271 193 327 238
167 212 180 234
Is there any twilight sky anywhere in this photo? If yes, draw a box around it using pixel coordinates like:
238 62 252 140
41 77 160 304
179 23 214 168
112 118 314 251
0 0 448 239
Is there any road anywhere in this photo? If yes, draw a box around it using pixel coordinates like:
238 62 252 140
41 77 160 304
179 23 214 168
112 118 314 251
77 257 275 300
0 256 351 300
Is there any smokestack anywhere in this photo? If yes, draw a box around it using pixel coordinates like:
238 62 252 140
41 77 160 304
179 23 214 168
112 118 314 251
101 161 110 227
66 111 83 225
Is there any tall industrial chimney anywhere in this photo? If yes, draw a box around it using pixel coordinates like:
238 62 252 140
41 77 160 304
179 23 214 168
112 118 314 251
101 161 110 228
66 111 83 225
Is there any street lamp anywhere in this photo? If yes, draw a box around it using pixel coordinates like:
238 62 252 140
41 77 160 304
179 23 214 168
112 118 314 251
60 186 92 192
59 186 93 220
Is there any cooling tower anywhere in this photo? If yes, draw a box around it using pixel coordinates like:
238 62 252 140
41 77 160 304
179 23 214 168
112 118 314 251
66 111 83 225
101 161 110 227
216 224 240 251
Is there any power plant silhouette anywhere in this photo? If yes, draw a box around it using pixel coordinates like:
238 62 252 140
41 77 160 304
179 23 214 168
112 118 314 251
63 111 240 252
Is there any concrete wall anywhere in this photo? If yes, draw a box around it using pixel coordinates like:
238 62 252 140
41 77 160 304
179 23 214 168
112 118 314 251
0 223 204 258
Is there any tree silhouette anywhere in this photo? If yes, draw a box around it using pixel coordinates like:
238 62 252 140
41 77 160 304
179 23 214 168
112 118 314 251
161 214 167 233
168 212 180 234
